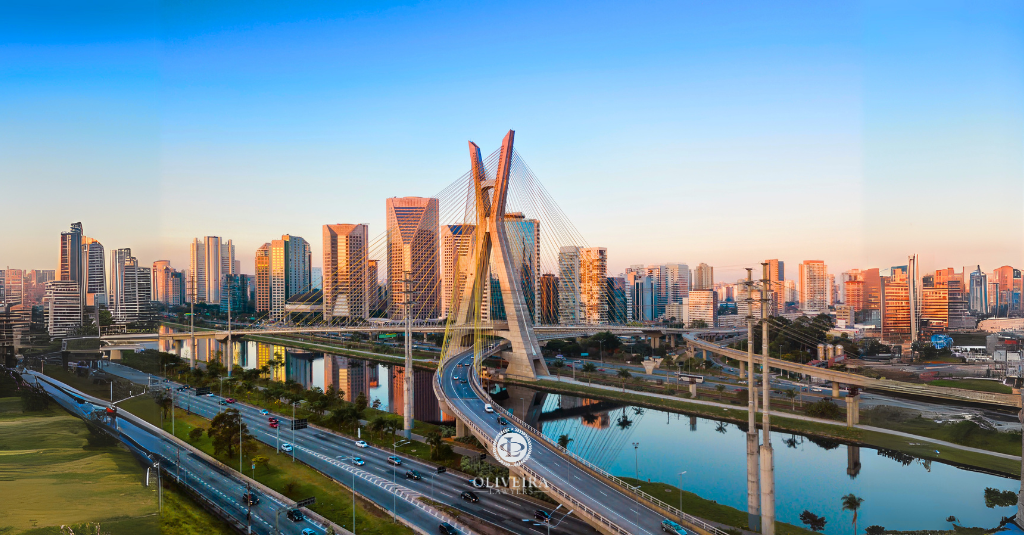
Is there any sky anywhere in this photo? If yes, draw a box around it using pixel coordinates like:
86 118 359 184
1 0 1022 283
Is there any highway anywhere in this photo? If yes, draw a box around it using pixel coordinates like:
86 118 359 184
99 362 600 535
21 369 325 535
439 351 681 535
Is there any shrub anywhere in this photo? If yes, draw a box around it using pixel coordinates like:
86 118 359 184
983 487 1017 508
188 427 204 442
805 399 842 420
947 420 980 445
864 526 885 535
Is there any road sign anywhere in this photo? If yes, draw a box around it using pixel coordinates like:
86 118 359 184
296 496 316 508
292 419 308 431
580 353 589 357
378 333 398 339
195 386 211 395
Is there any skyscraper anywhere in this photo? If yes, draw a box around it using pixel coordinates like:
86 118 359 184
539 274 559 324
580 247 608 324
255 244 270 313
44 280 82 336
693 263 714 291
269 235 312 320
83 238 106 307
502 213 540 324
969 266 988 314
440 224 475 319
323 224 369 323
625 270 654 321
798 260 828 312
59 222 83 286
3 269 23 306
883 265 912 343
385 197 440 320
766 259 784 315
110 249 152 322
664 263 690 303
558 246 580 324
108 248 132 313
188 236 236 304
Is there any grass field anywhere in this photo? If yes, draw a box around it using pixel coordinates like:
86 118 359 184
619 477 815 535
119 395 413 535
927 379 1012 394
0 397 158 534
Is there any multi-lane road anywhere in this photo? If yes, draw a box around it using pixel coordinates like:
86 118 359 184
98 362 599 535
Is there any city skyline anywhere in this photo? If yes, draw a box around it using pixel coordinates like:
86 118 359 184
2 2 1022 276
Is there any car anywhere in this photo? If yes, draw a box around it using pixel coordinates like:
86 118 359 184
269 422 278 428
225 398 236 403
661 520 687 535
281 443 293 452
496 416 509 426
467 478 484 488
219 400 227 405
302 529 317 535
242 492 260 505
260 409 269 415
460 379 468 383
287 509 304 522
460 491 479 503
351 457 365 466
483 404 494 413
268 417 278 422
405 470 422 480
534 510 551 522
439 522 458 535
355 440 368 448
206 393 214 397
387 456 402 466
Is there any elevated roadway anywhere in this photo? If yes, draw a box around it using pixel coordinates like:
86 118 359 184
436 348 730 535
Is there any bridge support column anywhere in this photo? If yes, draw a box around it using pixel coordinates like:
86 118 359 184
846 394 860 427
670 334 677 348
832 381 840 399
455 419 468 439
739 361 746 378
689 382 697 397
109 349 122 361
652 336 660 349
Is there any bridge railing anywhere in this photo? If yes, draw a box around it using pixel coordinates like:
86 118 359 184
455 359 729 535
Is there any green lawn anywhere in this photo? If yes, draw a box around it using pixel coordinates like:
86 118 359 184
619 477 815 535
119 396 413 535
928 379 1012 394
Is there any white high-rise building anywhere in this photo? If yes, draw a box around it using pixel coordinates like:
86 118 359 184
110 249 152 322
83 238 106 307
557 246 581 324
688 289 718 327
188 236 236 304
323 225 368 322
44 280 82 336
664 263 690 303
798 260 829 312
269 235 312 320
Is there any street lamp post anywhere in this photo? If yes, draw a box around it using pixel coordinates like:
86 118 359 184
547 504 563 535
632 442 641 534
678 471 687 513
599 340 604 364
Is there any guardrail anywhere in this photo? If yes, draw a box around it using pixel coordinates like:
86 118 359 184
462 360 730 535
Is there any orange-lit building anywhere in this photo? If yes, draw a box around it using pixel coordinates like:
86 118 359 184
882 266 912 344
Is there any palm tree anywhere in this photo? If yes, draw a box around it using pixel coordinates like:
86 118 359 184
715 384 725 401
617 368 631 392
786 388 797 410
368 415 389 439
581 362 596 385
557 434 573 450
841 493 864 535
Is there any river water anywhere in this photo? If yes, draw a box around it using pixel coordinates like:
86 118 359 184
161 330 1019 533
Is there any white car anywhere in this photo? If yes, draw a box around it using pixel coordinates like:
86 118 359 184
351 457 365 466
260 409 269 415
281 443 293 452
484 404 494 413
206 393 214 397
355 440 369 448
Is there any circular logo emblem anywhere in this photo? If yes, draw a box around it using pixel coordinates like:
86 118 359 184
492 428 532 467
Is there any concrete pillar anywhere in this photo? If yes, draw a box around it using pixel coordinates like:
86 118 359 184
845 394 860 427
739 361 746 378
109 349 122 361
670 334 677 348
747 432 761 531
689 382 697 397
832 381 840 399
456 419 468 439
847 446 862 478
759 444 775 535
653 336 660 349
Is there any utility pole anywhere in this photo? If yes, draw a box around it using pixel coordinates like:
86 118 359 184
759 262 775 535
744 268 760 531
189 272 196 370
400 271 416 439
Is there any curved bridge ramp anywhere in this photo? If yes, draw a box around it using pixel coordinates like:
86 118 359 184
435 350 731 535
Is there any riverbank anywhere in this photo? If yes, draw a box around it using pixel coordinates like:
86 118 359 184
506 377 1022 477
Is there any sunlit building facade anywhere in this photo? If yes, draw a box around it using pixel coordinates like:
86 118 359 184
386 197 440 320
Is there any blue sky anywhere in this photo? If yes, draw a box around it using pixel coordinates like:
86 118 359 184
2 1 1021 281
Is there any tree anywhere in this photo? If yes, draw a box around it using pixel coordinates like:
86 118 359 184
983 487 1018 508
425 430 453 461
551 360 565 381
864 526 884 535
617 368 631 392
715 384 725 401
355 392 368 413
368 415 388 439
841 493 864 535
154 392 172 420
800 510 827 532
786 388 797 410
207 408 254 459
252 455 269 474
689 319 708 329
372 398 382 410
188 427 205 443
557 434 573 450
581 362 597 386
